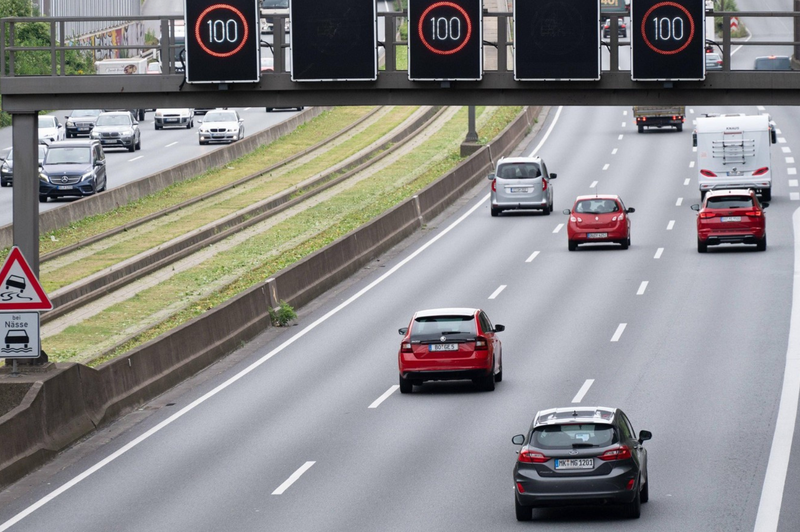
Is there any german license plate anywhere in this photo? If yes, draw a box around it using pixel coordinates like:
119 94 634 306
509 187 529 193
57 185 73 190
728 171 743 176
166 118 177 122
429 343 458 351
721 216 741 222
555 458 594 470
78 127 88 131
587 233 607 238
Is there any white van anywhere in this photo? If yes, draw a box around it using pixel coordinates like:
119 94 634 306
694 114 777 201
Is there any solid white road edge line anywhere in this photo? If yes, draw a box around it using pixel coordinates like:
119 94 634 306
654 248 664 259
526 106 563 157
525 251 540 263
753 207 800 531
272 461 316 495
571 379 595 403
369 385 399 409
0 200 505 529
489 285 507 300
610 324 627 342
637 281 648 295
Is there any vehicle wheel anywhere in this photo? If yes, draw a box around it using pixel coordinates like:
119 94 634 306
99 178 106 192
199 140 207 146
515 497 533 522
700 190 707 201
542 206 551 216
676 124 683 132
297 107 305 111
756 235 767 251
491 207 500 217
135 136 141 150
640 474 650 503
138 110 145 121
495 358 503 382
187 120 193 129
697 238 708 253
399 374 412 394
638 124 644 133
266 107 273 112
620 237 629 250
127 142 135 152
568 240 578 251
38 195 47 203
626 480 642 518
476 369 495 391
66 131 73 138
761 189 772 201
155 124 161 130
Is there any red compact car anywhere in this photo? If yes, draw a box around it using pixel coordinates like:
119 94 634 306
691 188 768 252
562 195 634 251
397 308 504 393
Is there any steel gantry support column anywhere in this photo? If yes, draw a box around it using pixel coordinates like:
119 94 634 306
11 112 40 276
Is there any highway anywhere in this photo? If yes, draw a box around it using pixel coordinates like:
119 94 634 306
0 102 797 530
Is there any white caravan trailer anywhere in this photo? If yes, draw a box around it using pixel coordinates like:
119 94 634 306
694 114 777 201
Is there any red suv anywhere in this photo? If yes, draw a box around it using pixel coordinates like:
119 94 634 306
563 195 634 251
691 189 768 252
398 308 504 393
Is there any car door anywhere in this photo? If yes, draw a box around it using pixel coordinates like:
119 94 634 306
619 411 647 477
94 144 106 190
479 311 499 371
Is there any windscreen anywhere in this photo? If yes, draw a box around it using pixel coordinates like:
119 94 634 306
38 116 56 128
706 196 753 209
96 114 131 126
262 0 288 8
532 424 617 449
410 316 477 341
496 162 541 180
45 147 90 165
71 110 101 118
205 112 237 123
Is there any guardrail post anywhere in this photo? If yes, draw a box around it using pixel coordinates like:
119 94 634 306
11 112 40 276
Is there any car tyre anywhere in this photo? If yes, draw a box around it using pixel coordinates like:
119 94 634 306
491 207 500 217
676 124 683 132
38 195 47 203
476 369 496 392
626 480 642 518
155 124 161 130
756 235 767 251
761 189 772 201
542 205 551 216
266 107 273 112
638 124 644 133
640 474 650 503
697 238 708 253
127 142 135 153
399 374 413 394
515 497 533 522
568 240 578 251
495 356 503 382
199 140 207 146
187 120 193 129
620 237 630 250
135 136 141 150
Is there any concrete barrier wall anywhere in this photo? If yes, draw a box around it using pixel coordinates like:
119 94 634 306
0 105 543 488
0 108 328 249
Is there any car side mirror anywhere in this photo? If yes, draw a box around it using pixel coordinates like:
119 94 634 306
486 173 495 180
690 204 700 211
197 119 203 124
398 327 408 335
638 430 652 444
549 173 557 179
494 324 505 332
94 159 105 166
512 434 525 445
562 209 571 215
64 115 69 120
626 207 635 213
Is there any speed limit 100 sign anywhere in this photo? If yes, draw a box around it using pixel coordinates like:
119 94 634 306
631 0 705 80
185 0 260 83
408 0 483 81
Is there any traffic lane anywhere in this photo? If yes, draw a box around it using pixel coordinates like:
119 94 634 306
0 107 302 225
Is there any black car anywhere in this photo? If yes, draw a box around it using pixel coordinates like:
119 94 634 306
39 139 107 202
64 109 102 137
512 406 652 521
1 144 48 187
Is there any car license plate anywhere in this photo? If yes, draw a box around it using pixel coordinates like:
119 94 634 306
721 216 741 222
166 118 177 122
509 187 529 193
587 233 608 238
727 171 743 176
57 185 73 190
555 459 594 470
78 127 88 131
429 343 458 351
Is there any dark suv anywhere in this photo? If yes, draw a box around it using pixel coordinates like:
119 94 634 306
512 406 652 521
39 139 107 202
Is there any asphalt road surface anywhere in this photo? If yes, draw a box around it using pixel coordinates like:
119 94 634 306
0 101 798 531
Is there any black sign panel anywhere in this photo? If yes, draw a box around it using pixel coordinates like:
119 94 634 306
515 0 600 81
408 0 482 81
291 0 377 81
631 0 705 80
184 0 260 83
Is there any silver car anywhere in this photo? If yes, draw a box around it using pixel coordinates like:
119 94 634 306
488 157 557 216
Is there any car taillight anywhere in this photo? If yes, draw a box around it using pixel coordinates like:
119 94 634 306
542 179 547 191
519 449 549 463
753 167 769 176
613 213 624 221
474 337 488 350
700 169 717 177
699 211 716 219
516 482 526 493
598 446 632 461
491 179 496 192
401 342 412 353
570 216 577 222
745 209 762 217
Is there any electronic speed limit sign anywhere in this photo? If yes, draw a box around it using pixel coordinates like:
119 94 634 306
408 0 482 81
631 0 705 80
184 0 260 83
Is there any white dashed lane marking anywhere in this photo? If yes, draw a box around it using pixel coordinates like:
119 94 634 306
790 180 799 187
272 462 315 495
603 164 610 170
572 379 595 403
369 386 399 409
611 324 627 342
676 198 683 206
667 220 675 230
128 156 143 162
655 248 664 259
525 251 540 263
553 223 564 233
779 138 787 144
590 181 598 188
789 169 797 176
684 178 691 186
622 122 627 127
618 134 624 140
612 148 618 155
791 193 800 201
689 161 695 168
788 157 795 164
783 147 792 154
165 142 178 148
488 285 507 299
637 281 649 295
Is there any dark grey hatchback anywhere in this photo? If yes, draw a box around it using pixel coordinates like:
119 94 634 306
512 406 652 521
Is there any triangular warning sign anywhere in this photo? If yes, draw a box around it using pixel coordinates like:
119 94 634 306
0 247 53 311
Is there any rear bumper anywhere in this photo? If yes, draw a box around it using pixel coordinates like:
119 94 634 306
515 465 638 508
155 117 190 127
400 368 492 383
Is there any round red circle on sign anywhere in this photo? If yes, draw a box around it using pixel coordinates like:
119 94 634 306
640 1 695 56
417 1 473 56
194 3 250 59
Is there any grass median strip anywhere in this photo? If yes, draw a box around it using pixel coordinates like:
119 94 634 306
43 105 523 365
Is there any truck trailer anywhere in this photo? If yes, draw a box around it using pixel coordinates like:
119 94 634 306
633 106 686 132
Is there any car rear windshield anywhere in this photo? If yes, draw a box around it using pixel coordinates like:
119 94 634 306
410 316 477 340
755 57 791 70
532 424 617 449
96 115 131 126
706 196 753 209
496 162 541 180
45 147 90 164
261 0 288 7
574 199 620 214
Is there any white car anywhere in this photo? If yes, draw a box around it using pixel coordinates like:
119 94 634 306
154 109 194 130
198 109 244 145
38 116 65 145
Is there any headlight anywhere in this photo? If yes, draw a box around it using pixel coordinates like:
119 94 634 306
121 129 133 137
90 131 99 138
66 121 74 127
80 171 93 181
39 173 49 183
155 111 163 118
1 163 8 172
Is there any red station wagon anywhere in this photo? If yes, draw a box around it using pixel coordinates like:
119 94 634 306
397 308 504 393
691 188 768 252
563 195 635 251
